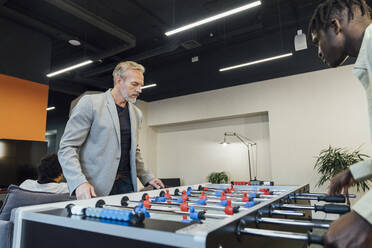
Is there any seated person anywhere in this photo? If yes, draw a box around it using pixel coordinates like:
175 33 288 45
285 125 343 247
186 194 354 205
19 154 68 194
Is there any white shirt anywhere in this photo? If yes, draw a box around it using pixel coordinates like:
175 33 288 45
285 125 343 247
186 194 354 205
350 23 372 224
19 179 69 194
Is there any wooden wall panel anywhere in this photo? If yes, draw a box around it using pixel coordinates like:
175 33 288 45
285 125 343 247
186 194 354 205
0 74 48 141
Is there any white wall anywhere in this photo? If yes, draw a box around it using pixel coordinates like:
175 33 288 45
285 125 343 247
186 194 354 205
135 101 157 189
137 65 371 205
154 113 271 185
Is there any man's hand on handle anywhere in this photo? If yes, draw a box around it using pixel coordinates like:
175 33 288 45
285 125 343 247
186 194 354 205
325 211 372 248
326 169 372 247
148 178 165 189
328 169 355 196
75 182 96 200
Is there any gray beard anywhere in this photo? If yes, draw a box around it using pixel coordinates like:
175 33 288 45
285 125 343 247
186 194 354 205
121 89 137 104
126 96 136 104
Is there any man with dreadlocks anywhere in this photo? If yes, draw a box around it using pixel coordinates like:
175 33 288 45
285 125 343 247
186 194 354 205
309 0 372 247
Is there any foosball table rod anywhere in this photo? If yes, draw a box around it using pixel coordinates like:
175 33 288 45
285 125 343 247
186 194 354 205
259 209 305 217
97 199 230 219
296 192 356 198
238 228 324 245
256 217 330 229
127 198 240 213
289 194 346 203
195 185 285 194
272 203 350 214
189 191 276 199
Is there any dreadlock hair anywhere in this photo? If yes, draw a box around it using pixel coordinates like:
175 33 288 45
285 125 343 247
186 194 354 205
308 0 372 39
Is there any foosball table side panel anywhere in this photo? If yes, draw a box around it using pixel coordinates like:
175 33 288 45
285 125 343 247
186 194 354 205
20 220 179 248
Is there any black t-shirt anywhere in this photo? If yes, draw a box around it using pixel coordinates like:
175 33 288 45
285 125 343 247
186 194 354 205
116 104 131 176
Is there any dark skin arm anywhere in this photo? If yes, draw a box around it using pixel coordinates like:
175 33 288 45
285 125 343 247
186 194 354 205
325 211 372 248
325 170 372 248
328 169 355 196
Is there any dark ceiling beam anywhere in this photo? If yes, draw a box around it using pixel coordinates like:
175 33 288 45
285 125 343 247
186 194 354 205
43 0 136 47
82 23 264 78
50 73 111 90
128 0 168 26
50 75 112 95
82 5 309 79
82 63 117 78
0 6 101 54
67 76 111 90
0 0 8 5
42 0 136 65
288 0 300 29
82 41 180 78
208 23 264 45
94 45 133 62
49 81 83 96
83 17 305 79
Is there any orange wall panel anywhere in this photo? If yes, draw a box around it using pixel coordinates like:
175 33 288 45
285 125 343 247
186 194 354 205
0 74 49 141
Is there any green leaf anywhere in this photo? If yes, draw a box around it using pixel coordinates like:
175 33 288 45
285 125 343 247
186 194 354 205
207 171 229 184
314 146 370 192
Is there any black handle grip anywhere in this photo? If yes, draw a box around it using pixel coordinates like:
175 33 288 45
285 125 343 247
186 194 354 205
315 204 350 214
233 206 240 213
318 195 345 203
308 233 325 245
271 203 280 209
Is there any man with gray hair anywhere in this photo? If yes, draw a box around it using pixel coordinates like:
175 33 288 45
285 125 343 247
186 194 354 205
58 61 164 200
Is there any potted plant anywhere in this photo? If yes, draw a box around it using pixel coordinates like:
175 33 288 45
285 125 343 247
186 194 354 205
314 146 371 192
207 171 229 184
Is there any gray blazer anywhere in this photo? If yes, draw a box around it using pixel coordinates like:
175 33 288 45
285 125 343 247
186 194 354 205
58 89 154 196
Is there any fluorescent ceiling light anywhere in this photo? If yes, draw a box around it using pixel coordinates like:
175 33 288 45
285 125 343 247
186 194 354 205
141 83 157 89
219 53 293 72
165 1 261 36
46 60 93 77
46 106 55 111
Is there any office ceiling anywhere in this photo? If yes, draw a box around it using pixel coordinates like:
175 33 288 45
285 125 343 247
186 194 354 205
1 0 361 103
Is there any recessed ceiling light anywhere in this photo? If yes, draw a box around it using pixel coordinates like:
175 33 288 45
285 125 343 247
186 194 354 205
68 39 81 46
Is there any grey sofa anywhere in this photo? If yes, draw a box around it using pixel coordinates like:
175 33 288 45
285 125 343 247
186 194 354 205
0 185 73 248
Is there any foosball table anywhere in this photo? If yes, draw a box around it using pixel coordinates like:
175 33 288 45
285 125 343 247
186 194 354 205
12 183 351 248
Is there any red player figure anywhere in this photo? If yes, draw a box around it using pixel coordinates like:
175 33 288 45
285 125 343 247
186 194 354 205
143 194 151 209
182 192 188 202
242 192 249 202
180 199 189 212
224 200 234 215
264 191 271 195
220 192 227 201
200 191 207 199
165 189 171 199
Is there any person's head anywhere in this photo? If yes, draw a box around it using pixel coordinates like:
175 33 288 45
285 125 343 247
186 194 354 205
37 154 63 183
112 61 145 104
308 0 371 67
